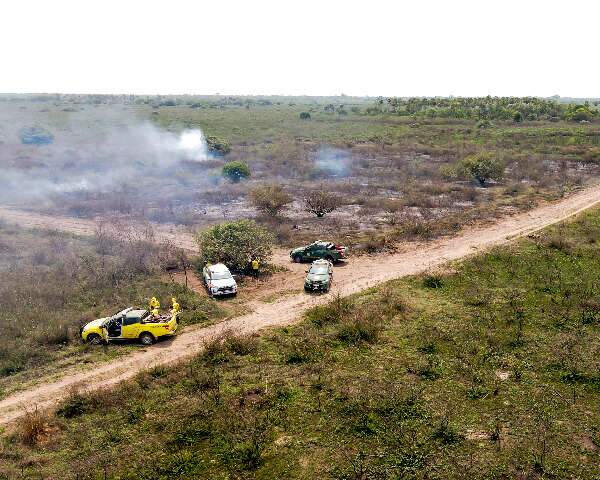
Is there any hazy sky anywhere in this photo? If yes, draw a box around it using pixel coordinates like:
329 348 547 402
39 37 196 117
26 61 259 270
1 0 598 97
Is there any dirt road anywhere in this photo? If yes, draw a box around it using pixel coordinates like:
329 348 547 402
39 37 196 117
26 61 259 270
2 184 600 425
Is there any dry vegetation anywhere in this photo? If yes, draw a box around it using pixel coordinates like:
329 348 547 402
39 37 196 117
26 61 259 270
3 207 599 478
0 221 227 396
2 94 600 251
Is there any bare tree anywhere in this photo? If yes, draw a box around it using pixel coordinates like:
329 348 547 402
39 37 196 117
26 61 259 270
304 190 340 218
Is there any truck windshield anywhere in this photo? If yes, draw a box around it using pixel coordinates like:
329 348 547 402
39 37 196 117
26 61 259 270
212 271 232 280
310 266 329 274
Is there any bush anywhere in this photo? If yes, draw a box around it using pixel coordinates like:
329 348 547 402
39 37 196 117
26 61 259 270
249 184 293 217
304 189 341 217
458 152 504 186
196 219 274 272
17 407 51 446
336 312 382 345
299 112 311 120
564 105 595 122
206 135 231 155
222 161 251 183
56 391 92 418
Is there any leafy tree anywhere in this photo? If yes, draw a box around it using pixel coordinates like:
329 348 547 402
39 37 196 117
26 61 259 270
304 190 340 217
222 161 251 183
196 220 274 272
299 112 311 120
206 136 231 155
249 184 293 216
512 111 523 123
458 152 504 186
564 105 595 122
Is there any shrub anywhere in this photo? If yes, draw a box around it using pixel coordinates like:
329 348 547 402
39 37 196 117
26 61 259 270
206 135 231 155
222 161 250 183
56 390 92 418
336 312 382 345
299 112 311 120
304 189 340 217
196 219 275 272
306 293 353 327
564 105 595 122
422 274 444 289
249 184 293 216
458 152 504 186
17 407 51 446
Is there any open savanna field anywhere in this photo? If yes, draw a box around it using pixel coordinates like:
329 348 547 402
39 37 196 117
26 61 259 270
1 95 599 479
3 94 600 249
2 196 599 479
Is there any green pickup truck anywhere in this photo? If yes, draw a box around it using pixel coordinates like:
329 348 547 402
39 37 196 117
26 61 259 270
290 240 348 263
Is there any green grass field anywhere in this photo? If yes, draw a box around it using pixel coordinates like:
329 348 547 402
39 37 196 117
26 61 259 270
5 206 599 479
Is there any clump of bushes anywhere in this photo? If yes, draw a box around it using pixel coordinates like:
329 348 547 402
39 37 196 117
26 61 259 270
207 136 231 155
222 161 251 183
196 219 274 272
249 184 293 217
299 112 311 120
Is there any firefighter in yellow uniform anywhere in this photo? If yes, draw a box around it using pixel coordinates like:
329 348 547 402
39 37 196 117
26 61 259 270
171 297 180 315
251 258 260 279
149 297 160 317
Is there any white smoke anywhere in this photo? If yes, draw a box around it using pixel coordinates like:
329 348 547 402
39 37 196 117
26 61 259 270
0 107 213 205
314 146 352 177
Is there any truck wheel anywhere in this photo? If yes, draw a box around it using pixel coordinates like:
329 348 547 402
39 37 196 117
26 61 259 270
325 255 335 263
87 333 103 345
293 255 302 263
139 332 155 345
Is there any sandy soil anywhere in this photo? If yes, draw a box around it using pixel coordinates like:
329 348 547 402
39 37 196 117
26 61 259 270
2 184 600 425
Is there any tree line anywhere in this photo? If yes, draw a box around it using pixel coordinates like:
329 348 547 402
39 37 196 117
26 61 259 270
374 96 598 122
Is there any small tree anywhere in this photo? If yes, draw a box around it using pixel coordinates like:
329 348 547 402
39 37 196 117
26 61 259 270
304 190 340 217
206 136 231 155
249 184 293 217
299 112 311 120
222 161 251 183
196 220 274 272
458 152 504 186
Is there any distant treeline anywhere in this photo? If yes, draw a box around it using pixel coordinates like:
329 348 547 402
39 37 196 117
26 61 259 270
373 96 599 122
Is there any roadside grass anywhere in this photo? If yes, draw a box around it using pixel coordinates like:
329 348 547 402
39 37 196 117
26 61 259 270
4 207 599 478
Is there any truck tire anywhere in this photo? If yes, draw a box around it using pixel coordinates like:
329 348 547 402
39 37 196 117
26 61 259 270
139 332 155 345
293 255 302 263
325 255 335 263
86 333 103 345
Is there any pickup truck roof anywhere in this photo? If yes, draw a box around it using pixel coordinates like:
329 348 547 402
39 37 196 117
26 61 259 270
206 263 231 273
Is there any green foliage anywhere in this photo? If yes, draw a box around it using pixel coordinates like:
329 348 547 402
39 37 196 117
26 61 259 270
563 104 595 122
299 111 311 120
196 219 274 272
249 184 293 216
384 96 563 121
222 160 250 182
206 135 232 155
458 152 505 186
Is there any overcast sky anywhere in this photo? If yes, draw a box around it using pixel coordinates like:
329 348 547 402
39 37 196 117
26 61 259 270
1 0 597 97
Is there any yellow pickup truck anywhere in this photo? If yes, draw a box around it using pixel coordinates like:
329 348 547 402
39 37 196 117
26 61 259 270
80 307 178 345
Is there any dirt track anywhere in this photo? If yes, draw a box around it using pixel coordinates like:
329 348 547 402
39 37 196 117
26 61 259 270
2 184 600 425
